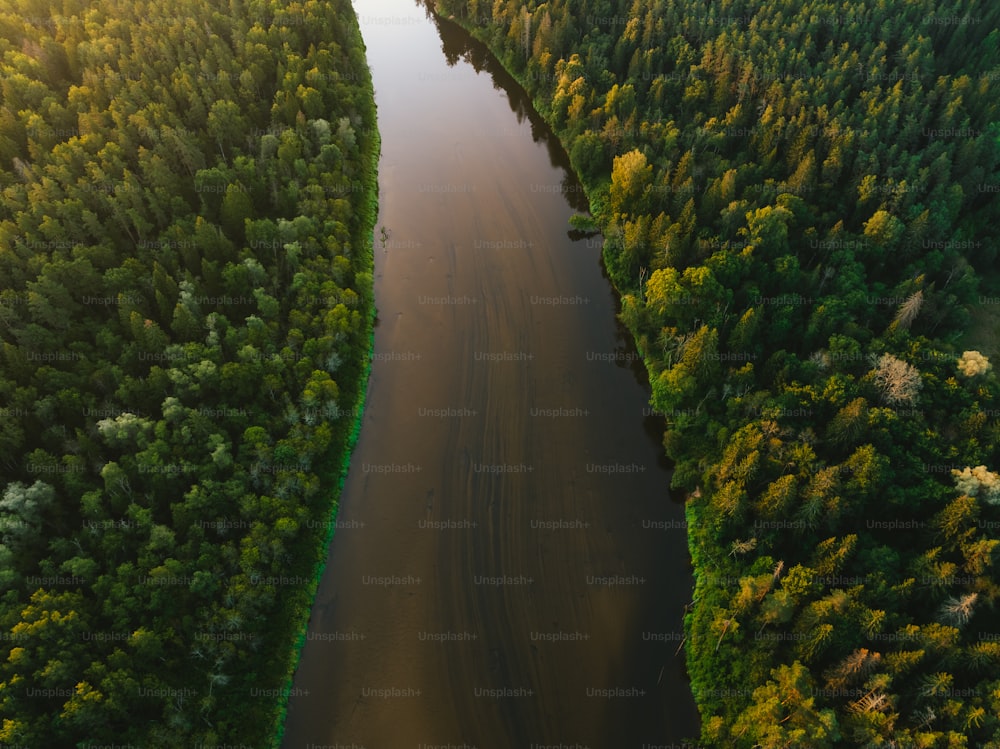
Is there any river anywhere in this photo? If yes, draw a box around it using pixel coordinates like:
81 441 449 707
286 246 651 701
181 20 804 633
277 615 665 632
280 1 699 746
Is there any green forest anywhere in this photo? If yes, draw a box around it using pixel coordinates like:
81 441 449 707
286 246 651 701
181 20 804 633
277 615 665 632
4 0 1000 744
0 0 377 746
436 0 1000 745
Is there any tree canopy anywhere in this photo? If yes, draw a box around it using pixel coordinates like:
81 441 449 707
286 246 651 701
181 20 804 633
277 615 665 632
0 0 378 745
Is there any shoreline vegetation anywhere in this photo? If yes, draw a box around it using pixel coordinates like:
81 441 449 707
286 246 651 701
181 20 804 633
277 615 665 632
0 0 377 745
433 0 1000 745
270 22 380 749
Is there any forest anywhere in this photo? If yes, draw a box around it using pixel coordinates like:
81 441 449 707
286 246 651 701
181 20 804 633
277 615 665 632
436 0 1000 745
0 0 378 746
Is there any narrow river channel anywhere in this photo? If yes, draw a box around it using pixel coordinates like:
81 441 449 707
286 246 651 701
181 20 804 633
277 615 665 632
280 0 700 746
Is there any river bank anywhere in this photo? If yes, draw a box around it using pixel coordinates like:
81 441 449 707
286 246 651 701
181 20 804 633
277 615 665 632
269 14 381 743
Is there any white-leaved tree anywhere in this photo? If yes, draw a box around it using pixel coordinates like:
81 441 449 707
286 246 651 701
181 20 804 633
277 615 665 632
96 412 152 448
0 480 55 549
937 592 978 628
957 350 991 378
952 465 1000 504
889 290 923 333
871 353 922 405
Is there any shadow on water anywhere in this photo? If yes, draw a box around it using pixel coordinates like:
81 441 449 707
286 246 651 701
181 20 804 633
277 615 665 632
421 0 592 214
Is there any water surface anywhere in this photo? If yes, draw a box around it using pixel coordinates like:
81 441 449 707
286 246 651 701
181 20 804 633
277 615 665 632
280 2 699 745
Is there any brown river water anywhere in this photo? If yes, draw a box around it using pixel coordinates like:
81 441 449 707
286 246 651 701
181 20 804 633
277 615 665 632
280 1 700 746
